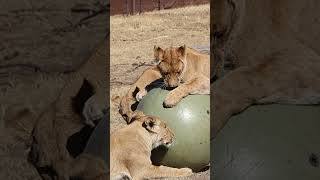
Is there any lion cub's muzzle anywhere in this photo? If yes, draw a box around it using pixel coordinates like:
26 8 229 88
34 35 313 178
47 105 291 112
165 80 180 89
161 130 174 147
162 138 174 147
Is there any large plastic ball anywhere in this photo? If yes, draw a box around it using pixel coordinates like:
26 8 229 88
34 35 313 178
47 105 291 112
137 88 210 172
213 104 320 180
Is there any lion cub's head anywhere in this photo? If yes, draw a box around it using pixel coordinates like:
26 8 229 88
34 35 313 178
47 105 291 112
154 45 187 88
133 111 174 149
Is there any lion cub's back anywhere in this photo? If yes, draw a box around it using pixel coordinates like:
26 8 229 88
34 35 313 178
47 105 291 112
187 47 210 77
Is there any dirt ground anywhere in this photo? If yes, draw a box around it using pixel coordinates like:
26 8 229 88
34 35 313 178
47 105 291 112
110 4 210 179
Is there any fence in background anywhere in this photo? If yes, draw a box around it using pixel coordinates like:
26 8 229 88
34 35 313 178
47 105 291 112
110 0 209 15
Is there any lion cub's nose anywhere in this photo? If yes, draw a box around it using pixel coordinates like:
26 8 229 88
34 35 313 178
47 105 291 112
165 139 174 147
168 83 178 88
165 141 172 147
166 84 177 91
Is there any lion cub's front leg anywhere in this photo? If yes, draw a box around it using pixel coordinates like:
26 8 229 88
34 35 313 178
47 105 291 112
136 88 147 102
164 75 210 107
143 165 193 179
119 67 161 122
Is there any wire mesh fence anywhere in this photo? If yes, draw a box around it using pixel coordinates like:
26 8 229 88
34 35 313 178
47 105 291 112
110 0 209 15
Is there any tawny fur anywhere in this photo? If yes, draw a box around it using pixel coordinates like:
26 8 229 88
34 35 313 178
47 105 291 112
119 45 209 122
69 153 108 180
32 39 108 180
211 0 320 138
110 112 193 180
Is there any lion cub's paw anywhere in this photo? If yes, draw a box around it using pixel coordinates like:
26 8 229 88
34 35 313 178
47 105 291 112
136 89 147 102
163 93 181 108
119 95 135 123
178 168 193 176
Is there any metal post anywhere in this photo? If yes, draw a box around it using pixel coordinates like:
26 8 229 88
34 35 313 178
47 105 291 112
126 0 129 15
133 0 136 14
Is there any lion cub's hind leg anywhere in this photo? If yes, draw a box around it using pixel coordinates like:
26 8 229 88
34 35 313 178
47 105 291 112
141 165 192 179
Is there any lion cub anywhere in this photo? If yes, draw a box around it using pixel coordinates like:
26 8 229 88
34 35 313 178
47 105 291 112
110 112 193 180
120 45 209 122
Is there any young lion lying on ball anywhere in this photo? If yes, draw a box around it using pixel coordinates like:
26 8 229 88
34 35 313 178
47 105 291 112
119 45 210 122
110 111 193 180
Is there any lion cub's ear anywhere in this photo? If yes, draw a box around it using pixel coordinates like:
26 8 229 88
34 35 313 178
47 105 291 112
177 45 187 58
153 45 164 64
142 117 159 133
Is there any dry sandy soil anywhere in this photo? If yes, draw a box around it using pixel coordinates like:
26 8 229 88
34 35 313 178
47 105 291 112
110 4 210 180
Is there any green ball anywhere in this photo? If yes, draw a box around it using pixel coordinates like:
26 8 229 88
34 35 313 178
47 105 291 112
137 88 210 172
213 104 320 180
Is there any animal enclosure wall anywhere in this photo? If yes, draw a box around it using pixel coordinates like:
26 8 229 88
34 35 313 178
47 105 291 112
110 0 209 15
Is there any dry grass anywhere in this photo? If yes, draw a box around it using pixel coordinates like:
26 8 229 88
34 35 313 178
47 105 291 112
110 4 210 66
110 3 210 127
110 3 210 131
110 5 210 179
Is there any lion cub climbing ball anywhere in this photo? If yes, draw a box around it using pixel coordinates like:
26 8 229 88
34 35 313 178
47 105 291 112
137 88 210 171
